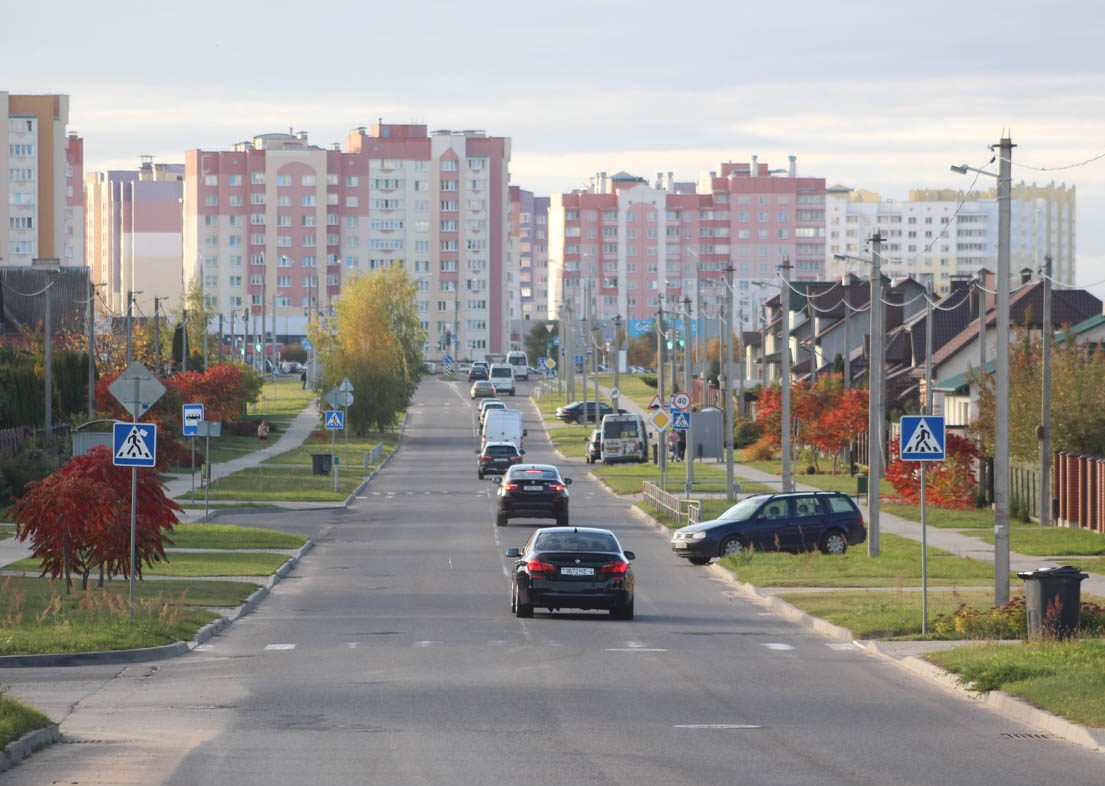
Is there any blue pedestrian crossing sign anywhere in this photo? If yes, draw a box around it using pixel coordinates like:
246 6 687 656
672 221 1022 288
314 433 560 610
899 416 945 461
112 422 158 467
672 411 692 431
325 410 345 430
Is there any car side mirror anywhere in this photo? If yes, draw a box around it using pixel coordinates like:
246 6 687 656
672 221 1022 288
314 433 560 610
623 550 636 561
564 478 572 485
504 548 521 558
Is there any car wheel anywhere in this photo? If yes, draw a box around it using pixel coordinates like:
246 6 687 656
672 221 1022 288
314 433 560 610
611 597 634 620
514 585 533 618
496 513 508 527
687 557 711 566
820 530 848 555
720 536 749 558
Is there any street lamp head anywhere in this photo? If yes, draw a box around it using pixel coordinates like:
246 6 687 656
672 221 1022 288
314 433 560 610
950 164 969 175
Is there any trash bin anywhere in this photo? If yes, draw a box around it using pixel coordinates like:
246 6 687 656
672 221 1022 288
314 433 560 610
1016 565 1088 638
311 453 333 476
856 473 868 496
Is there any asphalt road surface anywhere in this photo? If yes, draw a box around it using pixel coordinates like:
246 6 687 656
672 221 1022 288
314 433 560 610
5 378 1104 785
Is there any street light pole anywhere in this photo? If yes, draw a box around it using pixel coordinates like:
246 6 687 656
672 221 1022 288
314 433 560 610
993 136 1014 604
1040 255 1053 529
781 258 793 493
683 295 694 495
33 259 59 450
125 289 135 365
612 314 622 413
868 232 885 557
724 264 735 499
87 279 97 418
657 296 667 486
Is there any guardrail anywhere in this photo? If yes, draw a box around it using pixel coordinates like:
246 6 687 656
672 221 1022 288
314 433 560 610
363 443 384 468
641 480 700 526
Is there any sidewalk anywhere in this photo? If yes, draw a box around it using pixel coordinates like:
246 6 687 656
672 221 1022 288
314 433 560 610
0 401 322 569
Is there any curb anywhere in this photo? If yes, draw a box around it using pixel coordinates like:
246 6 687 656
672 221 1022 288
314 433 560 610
0 539 315 669
0 725 60 773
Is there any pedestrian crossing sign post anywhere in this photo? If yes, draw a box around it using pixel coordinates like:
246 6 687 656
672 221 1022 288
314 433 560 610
672 411 691 431
899 414 945 637
112 422 157 468
899 416 945 461
325 410 345 430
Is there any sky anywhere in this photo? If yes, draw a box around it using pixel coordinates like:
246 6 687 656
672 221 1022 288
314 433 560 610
5 0 1105 291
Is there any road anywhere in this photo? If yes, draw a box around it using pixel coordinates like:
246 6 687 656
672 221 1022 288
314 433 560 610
4 378 1104 785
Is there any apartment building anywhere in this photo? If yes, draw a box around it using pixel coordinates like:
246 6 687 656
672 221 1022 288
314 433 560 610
509 186 549 324
183 124 512 355
548 158 826 332
824 182 1076 295
2 92 83 268
86 156 184 315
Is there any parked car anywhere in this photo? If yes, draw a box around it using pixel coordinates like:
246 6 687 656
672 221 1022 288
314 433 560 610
554 401 628 425
585 429 602 464
470 380 496 398
468 363 489 382
422 361 439 374
477 441 524 479
671 491 866 565
505 527 636 619
496 464 571 527
599 413 649 464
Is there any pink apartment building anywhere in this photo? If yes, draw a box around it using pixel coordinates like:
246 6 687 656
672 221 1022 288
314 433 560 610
548 159 826 331
508 186 549 326
183 124 512 356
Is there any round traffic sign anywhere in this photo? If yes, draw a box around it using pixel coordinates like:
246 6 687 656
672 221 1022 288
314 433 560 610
671 392 691 411
609 387 619 400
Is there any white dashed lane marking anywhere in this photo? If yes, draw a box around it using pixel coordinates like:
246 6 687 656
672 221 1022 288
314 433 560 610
264 644 296 651
762 643 795 651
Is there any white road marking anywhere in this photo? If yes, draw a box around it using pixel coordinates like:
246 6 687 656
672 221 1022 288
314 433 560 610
606 647 668 652
826 642 861 651
355 496 367 499
413 640 443 647
544 640 564 647
448 557 454 570
762 643 795 651
264 644 296 651
624 641 648 648
487 640 511 646
346 642 358 649
674 724 762 730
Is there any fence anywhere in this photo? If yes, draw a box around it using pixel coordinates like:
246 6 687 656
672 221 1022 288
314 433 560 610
363 443 384 468
532 379 564 400
0 427 32 456
641 480 700 526
1054 451 1105 534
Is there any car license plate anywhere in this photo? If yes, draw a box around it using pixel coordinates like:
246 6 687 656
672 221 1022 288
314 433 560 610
674 542 688 549
523 485 543 491
560 567 594 576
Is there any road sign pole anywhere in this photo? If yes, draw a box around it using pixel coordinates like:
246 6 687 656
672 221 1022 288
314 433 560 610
191 435 196 505
205 430 211 521
344 404 349 465
921 463 928 635
332 428 338 493
129 374 138 623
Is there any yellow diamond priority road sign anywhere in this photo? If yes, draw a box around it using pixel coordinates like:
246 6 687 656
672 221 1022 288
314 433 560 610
647 407 672 431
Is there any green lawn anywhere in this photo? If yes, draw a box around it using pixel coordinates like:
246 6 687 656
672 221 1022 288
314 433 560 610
718 532 996 588
881 502 996 529
777 588 1008 639
970 525 1105 556
741 460 895 497
8 550 288 578
168 523 306 550
549 424 593 459
928 639 1105 727
595 373 660 411
0 689 53 748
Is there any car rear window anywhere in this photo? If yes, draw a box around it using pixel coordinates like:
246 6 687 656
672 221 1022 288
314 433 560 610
603 421 639 439
535 532 619 552
509 468 559 481
491 367 512 377
486 446 517 457
825 495 858 514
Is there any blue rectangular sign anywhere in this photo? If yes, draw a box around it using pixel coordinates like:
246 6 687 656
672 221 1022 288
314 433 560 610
324 410 345 430
112 422 158 467
899 416 945 461
182 403 204 437
672 411 692 431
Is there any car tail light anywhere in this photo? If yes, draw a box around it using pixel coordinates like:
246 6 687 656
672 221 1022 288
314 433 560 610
503 482 520 491
599 561 629 575
547 483 565 492
479 455 490 463
526 559 556 574
510 455 521 462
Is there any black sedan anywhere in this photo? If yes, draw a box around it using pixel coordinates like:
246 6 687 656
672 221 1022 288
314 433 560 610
477 441 523 479
506 527 636 619
554 401 628 425
671 491 866 564
496 464 571 527
468 364 489 381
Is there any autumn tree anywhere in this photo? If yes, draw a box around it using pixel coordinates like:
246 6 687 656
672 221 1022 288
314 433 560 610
627 331 656 368
885 433 980 509
971 325 1105 461
317 266 425 434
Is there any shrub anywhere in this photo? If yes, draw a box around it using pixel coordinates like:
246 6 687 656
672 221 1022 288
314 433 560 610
932 596 1105 640
732 417 761 449
0 442 52 506
639 375 657 389
227 420 259 437
743 437 775 462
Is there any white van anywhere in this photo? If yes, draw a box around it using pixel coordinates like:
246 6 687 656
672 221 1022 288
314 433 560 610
507 350 529 380
599 413 649 464
488 363 516 396
482 408 526 451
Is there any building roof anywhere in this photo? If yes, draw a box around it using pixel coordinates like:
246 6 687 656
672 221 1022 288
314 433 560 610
1055 312 1105 342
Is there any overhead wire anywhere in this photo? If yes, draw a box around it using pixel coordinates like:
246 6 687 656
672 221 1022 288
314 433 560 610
999 150 1105 173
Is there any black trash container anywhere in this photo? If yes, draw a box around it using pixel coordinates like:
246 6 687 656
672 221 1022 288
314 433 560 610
311 453 333 476
1016 565 1088 638
856 473 868 496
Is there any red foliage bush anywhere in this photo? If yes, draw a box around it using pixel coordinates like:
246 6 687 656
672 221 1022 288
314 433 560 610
885 432 980 509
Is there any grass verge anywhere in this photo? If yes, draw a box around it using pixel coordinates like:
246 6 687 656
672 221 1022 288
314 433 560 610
8 550 287 578
719 532 995 588
970 526 1105 556
927 639 1105 727
0 688 53 748
168 523 307 550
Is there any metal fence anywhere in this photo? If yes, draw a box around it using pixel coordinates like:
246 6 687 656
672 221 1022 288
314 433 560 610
532 380 564 400
363 443 384 468
641 480 700 526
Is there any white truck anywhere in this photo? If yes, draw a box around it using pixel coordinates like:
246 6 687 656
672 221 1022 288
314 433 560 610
482 408 526 451
599 413 649 464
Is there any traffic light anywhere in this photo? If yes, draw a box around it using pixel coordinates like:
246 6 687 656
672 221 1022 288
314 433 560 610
666 340 673 350
239 346 245 356
678 338 685 348
255 343 262 353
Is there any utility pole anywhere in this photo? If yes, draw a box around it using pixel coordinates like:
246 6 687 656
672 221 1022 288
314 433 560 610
683 295 694 495
737 301 745 418
724 264 735 500
153 297 164 374
261 272 267 374
657 297 667 485
780 258 793 493
218 314 224 364
925 282 934 413
843 285 851 390
40 264 56 450
994 136 1014 605
612 314 622 412
125 290 135 365
565 301 575 402
868 231 885 557
694 265 703 376
87 279 97 418
230 309 237 362
203 312 209 371
182 308 189 372
1040 255 1053 529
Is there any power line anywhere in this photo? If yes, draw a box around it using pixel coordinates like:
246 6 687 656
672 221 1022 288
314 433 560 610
999 150 1105 172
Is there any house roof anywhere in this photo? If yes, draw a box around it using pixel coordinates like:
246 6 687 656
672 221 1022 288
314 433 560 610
934 360 995 394
1055 312 1105 342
